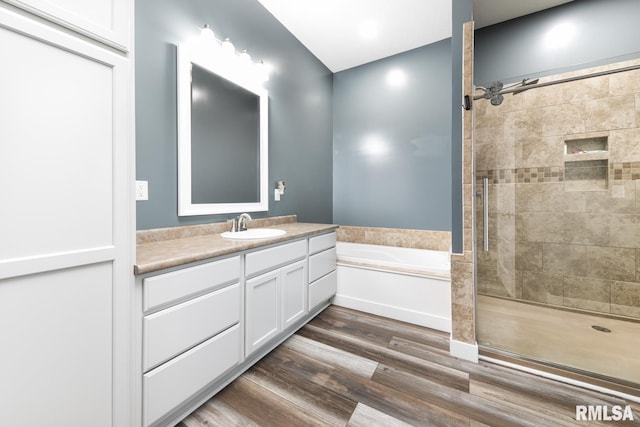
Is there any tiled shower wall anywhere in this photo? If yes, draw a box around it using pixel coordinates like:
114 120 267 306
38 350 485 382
450 21 476 347
475 59 640 319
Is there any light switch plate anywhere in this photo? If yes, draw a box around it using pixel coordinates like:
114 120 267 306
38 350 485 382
135 180 148 201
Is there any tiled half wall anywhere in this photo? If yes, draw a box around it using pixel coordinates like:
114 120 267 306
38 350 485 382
336 225 451 252
474 58 640 319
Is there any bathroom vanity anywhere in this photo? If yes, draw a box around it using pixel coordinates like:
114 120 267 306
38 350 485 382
133 220 337 427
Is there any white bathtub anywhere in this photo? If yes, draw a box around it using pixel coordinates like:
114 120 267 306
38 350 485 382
334 242 452 332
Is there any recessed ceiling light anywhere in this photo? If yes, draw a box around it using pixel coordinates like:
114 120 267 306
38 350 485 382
358 19 380 40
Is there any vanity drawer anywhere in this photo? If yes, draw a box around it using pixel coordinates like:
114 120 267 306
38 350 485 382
309 232 336 255
143 283 240 371
245 239 307 277
309 270 337 310
143 324 241 427
143 256 240 313
309 247 336 283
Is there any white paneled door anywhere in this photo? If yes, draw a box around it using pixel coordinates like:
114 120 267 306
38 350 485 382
0 1 133 426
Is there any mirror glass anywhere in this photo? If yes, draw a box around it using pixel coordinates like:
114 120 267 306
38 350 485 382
177 43 268 216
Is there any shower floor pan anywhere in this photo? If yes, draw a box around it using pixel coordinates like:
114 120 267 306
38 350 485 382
477 295 640 387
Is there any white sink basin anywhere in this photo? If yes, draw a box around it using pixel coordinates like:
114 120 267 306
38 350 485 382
221 228 286 240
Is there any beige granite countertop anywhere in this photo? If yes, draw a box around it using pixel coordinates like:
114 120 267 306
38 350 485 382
135 219 338 275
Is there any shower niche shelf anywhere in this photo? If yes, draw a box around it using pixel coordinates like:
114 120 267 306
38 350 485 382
563 136 608 191
563 136 608 161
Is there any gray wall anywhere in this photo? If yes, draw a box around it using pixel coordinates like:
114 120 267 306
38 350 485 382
136 0 333 229
333 40 452 231
475 0 640 87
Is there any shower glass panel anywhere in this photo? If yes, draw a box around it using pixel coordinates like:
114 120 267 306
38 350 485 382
474 60 640 387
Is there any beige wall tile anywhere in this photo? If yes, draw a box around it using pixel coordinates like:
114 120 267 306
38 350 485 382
541 104 586 137
611 304 640 318
563 276 612 312
504 108 543 145
609 68 640 96
463 226 473 252
562 212 610 246
522 271 563 305
336 226 451 252
520 212 566 243
586 246 636 282
515 183 586 213
562 74 609 103
585 95 636 132
451 261 474 307
611 280 640 306
463 184 473 208
609 128 640 162
521 84 561 108
515 241 543 272
494 213 518 242
475 142 497 170
611 281 640 318
493 183 516 214
474 125 504 148
542 243 587 276
473 101 505 131
609 214 640 248
520 136 564 168
451 250 473 264
451 303 475 344
636 93 640 128
584 182 636 214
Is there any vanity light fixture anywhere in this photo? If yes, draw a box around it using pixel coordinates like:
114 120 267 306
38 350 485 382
197 24 270 84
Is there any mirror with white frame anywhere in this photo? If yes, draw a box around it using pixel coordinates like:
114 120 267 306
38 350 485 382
177 42 269 216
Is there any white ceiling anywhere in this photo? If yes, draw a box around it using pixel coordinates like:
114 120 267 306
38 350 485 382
257 0 574 73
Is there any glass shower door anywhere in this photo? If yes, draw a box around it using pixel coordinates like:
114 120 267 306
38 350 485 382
474 61 640 386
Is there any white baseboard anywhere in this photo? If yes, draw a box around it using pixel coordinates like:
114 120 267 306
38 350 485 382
333 294 451 332
449 337 479 363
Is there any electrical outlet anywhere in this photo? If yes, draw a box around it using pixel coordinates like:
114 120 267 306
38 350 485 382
135 180 148 201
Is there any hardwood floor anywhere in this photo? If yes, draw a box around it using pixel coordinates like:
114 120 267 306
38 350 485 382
178 306 640 426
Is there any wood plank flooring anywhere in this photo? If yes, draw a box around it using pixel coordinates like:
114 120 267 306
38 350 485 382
178 306 640 426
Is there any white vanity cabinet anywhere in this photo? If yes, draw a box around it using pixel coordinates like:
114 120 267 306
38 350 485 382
245 240 307 356
135 229 337 427
140 256 242 427
308 232 337 310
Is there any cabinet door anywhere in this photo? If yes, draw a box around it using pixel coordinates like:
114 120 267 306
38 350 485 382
245 270 280 356
0 6 133 427
281 259 308 330
3 0 131 50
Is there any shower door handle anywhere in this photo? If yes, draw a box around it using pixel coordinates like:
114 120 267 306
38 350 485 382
483 177 489 252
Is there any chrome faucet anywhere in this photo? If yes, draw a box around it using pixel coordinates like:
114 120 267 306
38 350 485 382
234 213 252 232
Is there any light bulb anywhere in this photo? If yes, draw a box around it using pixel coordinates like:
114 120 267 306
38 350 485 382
255 60 270 82
239 49 251 64
221 38 235 55
200 24 215 42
